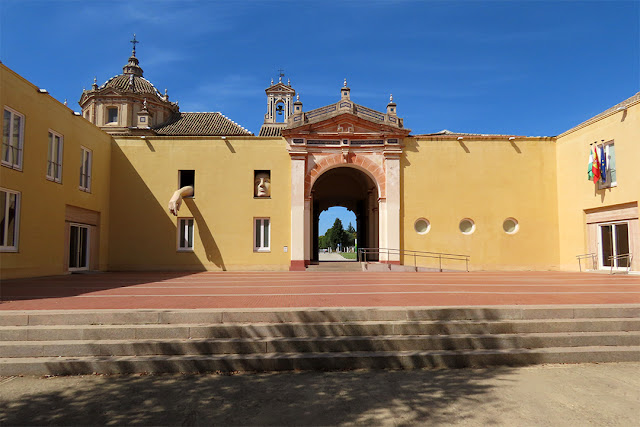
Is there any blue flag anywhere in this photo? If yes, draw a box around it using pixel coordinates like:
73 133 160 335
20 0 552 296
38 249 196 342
600 145 607 182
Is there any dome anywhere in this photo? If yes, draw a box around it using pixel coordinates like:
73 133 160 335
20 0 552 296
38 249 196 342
100 74 163 98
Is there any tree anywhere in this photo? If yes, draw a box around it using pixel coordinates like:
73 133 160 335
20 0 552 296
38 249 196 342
326 218 346 251
346 222 356 248
318 234 328 250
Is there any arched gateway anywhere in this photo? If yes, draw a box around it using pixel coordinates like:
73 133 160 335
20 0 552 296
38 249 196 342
282 81 411 270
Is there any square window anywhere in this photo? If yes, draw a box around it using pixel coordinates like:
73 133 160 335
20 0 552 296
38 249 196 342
47 131 64 183
0 188 20 251
2 107 25 170
79 147 92 192
177 217 194 251
254 218 270 252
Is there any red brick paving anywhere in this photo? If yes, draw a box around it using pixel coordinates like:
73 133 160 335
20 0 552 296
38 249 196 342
1 271 639 310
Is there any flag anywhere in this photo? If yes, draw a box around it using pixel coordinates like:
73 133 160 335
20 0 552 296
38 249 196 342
592 145 601 182
600 145 607 183
587 150 594 181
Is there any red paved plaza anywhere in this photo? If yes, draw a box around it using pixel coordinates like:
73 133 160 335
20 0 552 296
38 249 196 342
1 270 639 310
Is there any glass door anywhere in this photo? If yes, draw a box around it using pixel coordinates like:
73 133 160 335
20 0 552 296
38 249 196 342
69 224 90 271
599 222 630 269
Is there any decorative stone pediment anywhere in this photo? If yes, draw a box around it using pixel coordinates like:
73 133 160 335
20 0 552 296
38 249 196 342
265 81 296 94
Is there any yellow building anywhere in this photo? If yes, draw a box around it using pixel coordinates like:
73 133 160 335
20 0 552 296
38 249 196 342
1 46 638 279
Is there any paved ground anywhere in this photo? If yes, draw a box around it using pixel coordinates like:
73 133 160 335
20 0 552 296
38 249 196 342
318 252 355 261
1 362 638 426
1 271 639 310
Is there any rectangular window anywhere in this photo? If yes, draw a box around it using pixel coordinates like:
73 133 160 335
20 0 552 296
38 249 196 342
69 224 90 270
177 218 194 251
179 170 195 196
47 131 63 183
0 188 20 252
599 222 630 269
254 218 270 252
2 107 25 170
79 147 92 192
597 142 616 189
107 107 118 124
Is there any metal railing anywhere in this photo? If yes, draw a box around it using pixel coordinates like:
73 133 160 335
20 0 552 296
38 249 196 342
576 253 597 272
358 247 470 272
609 253 633 275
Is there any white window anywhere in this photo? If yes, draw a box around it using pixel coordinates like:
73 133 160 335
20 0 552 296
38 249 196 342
177 218 194 251
47 131 63 183
79 147 92 192
2 107 25 170
254 218 270 252
597 142 616 189
107 107 118 124
0 188 20 252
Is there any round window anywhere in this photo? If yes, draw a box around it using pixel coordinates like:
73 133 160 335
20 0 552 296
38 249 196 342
503 218 519 234
459 218 475 235
414 218 430 234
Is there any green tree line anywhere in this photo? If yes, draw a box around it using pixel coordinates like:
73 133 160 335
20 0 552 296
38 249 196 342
319 219 356 251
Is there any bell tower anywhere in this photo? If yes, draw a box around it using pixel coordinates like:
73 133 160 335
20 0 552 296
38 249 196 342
258 70 296 136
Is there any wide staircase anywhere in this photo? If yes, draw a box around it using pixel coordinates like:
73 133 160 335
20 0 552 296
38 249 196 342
1 306 639 376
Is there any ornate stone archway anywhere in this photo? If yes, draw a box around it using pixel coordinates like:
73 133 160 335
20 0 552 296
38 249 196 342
282 84 410 270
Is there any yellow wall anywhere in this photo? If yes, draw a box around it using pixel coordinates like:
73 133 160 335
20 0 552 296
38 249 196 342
556 99 640 271
0 65 112 279
401 136 560 270
108 137 291 271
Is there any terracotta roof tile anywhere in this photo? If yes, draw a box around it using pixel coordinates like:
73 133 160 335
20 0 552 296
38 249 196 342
100 74 163 98
258 125 284 137
153 112 252 136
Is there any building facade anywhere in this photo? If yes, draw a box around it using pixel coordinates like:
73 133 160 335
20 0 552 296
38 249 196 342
1 48 638 279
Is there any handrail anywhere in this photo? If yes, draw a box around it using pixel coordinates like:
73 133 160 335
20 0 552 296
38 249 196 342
358 247 470 272
609 253 633 275
576 253 597 272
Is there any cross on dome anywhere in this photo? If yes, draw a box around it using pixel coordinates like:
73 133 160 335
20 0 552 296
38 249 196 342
130 34 139 56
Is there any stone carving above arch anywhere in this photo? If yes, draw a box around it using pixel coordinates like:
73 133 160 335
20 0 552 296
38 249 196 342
304 153 386 199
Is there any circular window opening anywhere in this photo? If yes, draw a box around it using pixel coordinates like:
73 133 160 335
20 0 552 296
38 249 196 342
459 218 475 235
414 218 430 234
503 218 519 234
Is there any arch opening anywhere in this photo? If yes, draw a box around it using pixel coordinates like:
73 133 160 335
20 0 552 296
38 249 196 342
310 166 379 262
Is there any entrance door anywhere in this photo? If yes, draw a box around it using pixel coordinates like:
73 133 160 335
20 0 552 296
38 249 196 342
69 224 90 271
599 222 630 269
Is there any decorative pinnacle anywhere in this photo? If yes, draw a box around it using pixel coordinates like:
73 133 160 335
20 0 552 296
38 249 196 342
130 34 139 56
344 78 347 87
287 78 290 86
143 98 148 109
64 99 68 106
93 77 97 84
271 78 274 85
390 94 393 102
297 94 300 101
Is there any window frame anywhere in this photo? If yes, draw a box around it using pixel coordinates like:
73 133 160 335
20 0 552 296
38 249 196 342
597 140 616 189
0 188 21 252
177 217 195 252
254 217 271 252
47 130 64 183
106 107 119 125
597 220 630 270
79 146 92 192
2 107 25 171
68 223 91 271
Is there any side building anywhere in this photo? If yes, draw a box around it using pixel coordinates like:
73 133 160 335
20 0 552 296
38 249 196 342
1 64 112 279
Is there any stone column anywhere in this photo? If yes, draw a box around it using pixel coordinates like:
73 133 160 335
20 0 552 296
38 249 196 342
383 151 401 263
290 153 307 270
304 196 311 265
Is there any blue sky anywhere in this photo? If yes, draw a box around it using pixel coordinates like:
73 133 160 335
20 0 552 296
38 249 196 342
2 0 638 233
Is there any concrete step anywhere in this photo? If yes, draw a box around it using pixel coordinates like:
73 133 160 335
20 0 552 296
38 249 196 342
2 331 640 358
2 318 640 341
2 346 640 376
2 306 639 326
306 262 362 272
